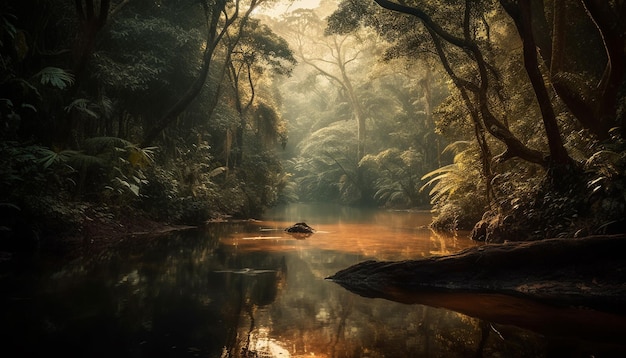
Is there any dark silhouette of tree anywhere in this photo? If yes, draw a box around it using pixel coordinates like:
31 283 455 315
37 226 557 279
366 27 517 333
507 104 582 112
141 0 235 147
523 0 626 140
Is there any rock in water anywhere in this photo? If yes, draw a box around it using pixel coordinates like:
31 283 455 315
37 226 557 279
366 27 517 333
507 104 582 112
284 222 315 234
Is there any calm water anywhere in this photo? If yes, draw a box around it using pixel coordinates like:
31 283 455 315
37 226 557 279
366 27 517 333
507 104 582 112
1 203 625 357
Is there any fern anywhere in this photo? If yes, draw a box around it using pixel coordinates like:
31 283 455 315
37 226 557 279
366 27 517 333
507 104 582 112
420 142 477 205
83 136 134 152
584 150 622 177
442 140 472 155
65 98 99 118
34 67 75 89
34 147 81 170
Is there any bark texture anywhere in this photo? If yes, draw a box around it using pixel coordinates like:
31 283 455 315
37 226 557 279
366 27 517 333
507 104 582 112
328 235 626 312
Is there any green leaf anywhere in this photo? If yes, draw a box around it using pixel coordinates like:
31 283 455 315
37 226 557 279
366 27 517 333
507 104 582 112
34 67 75 89
129 183 140 196
21 103 37 112
65 98 99 118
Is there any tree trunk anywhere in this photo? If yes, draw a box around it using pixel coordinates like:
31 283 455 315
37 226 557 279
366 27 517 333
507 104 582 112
328 234 626 312
56 0 111 148
502 0 570 166
530 0 552 68
73 0 110 79
547 0 604 139
374 0 547 167
533 0 625 140
427 27 495 204
141 0 230 147
581 0 626 139
339 49 366 162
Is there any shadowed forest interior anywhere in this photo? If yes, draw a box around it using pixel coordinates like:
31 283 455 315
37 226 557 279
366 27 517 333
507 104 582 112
1 1 626 356
1 0 625 244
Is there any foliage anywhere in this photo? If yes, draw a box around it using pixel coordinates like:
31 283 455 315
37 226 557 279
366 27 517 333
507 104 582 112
33 67 75 90
3 0 622 247
273 3 452 208
78 137 155 202
240 19 297 76
65 98 101 119
582 138 626 233
326 0 622 239
290 120 362 204
93 15 202 94
359 147 426 208
238 138 285 216
0 142 86 246
0 0 298 245
420 141 488 231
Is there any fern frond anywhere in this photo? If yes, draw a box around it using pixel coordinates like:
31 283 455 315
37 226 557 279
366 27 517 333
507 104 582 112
31 146 80 169
420 163 457 181
65 98 99 118
84 136 133 149
67 152 106 169
421 172 452 191
442 140 471 155
584 150 621 176
35 67 75 89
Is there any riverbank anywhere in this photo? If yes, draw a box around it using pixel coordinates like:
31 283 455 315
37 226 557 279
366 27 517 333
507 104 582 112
0 204 197 260
63 209 197 257
328 234 626 314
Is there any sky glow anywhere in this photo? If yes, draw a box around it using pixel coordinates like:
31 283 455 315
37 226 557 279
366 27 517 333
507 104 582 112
259 0 321 17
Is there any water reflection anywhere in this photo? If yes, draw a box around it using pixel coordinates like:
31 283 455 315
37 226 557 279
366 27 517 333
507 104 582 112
223 203 475 261
0 203 624 357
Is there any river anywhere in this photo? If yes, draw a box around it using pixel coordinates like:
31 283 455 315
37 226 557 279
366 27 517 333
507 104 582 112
0 203 624 357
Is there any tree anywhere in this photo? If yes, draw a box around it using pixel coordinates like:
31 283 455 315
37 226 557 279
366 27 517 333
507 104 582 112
371 0 559 167
223 18 296 168
73 0 111 78
279 8 374 162
0 0 296 233
140 0 235 147
524 0 626 140
344 0 626 237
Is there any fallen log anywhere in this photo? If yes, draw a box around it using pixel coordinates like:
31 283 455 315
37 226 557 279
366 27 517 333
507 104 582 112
327 234 626 313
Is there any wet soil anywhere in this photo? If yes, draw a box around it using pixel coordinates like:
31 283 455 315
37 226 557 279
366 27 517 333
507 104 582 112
50 209 196 258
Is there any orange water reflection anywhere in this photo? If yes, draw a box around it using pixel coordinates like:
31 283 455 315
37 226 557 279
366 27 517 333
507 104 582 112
214 206 626 357
220 210 479 261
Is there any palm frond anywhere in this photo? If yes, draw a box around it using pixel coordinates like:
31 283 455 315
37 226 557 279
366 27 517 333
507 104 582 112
67 152 106 169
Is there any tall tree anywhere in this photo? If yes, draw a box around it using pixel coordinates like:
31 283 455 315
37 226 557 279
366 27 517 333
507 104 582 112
371 0 557 167
141 0 266 147
280 8 373 162
224 18 296 168
499 0 570 166
512 0 626 140
73 0 111 78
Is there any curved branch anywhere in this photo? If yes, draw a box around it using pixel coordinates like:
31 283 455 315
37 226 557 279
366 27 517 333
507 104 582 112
373 0 468 49
375 0 547 166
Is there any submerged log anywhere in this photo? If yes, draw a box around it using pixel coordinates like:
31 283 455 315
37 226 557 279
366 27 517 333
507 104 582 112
327 235 626 313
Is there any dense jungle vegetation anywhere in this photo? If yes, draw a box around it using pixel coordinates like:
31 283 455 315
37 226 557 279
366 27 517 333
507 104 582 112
1 0 625 252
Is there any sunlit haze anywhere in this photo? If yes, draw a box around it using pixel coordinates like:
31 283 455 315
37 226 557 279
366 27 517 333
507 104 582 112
258 0 321 17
